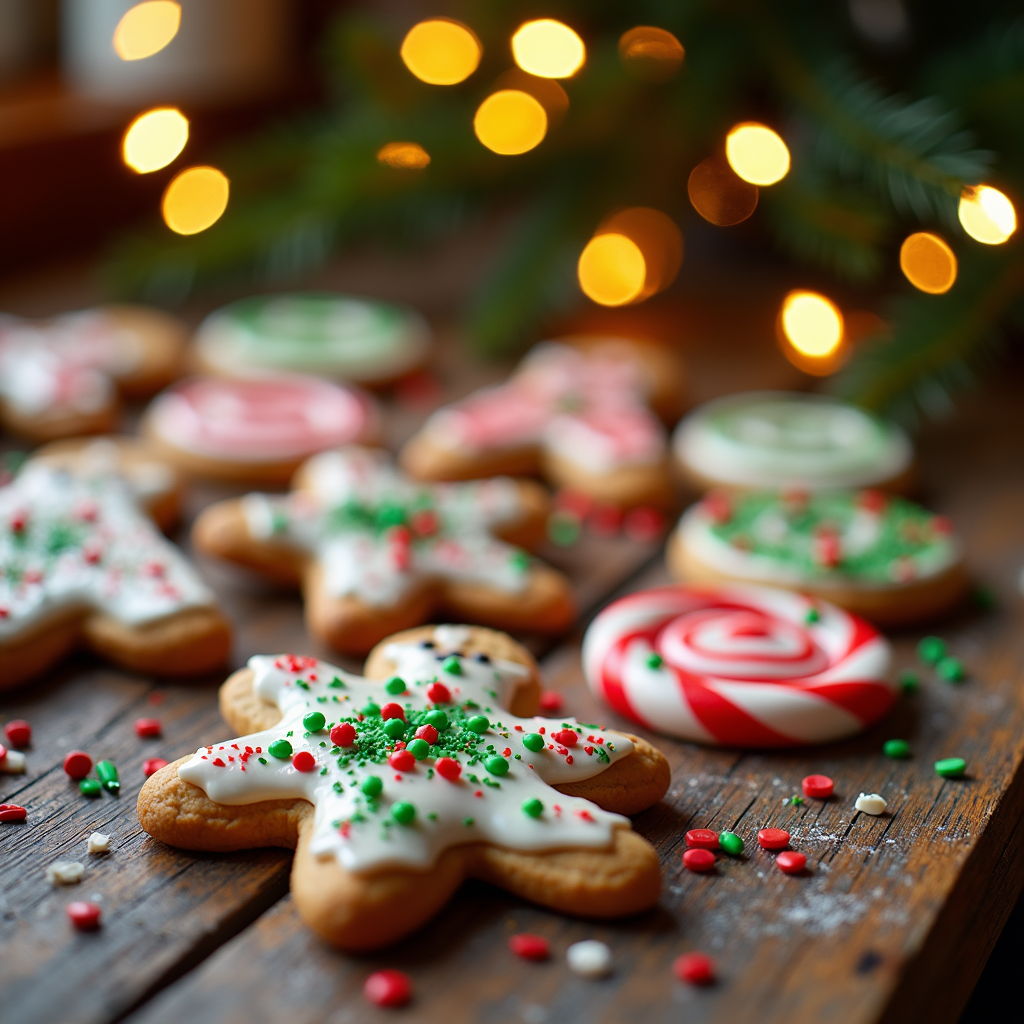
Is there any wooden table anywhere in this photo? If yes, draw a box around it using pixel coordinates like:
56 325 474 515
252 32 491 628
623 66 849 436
2 305 1023 1024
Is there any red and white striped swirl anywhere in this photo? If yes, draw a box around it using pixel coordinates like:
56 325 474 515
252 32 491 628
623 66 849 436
582 584 894 747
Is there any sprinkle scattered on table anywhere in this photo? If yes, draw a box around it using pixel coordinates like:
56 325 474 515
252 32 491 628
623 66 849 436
363 969 412 1007
757 828 790 850
854 793 887 815
566 940 613 978
776 851 807 874
87 832 111 855
884 739 911 759
935 757 967 778
47 861 85 886
509 933 550 961
4 719 31 747
674 952 715 986
63 751 93 779
67 901 102 931
802 774 834 799
683 848 716 873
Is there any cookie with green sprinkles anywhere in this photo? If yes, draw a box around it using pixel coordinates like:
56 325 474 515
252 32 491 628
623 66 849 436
138 624 670 951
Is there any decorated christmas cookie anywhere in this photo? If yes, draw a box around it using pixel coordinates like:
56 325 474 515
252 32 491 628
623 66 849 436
0 306 186 441
193 294 431 387
0 437 231 689
192 446 576 653
401 336 687 509
138 624 669 949
142 375 379 483
583 584 895 746
673 391 914 493
669 489 966 625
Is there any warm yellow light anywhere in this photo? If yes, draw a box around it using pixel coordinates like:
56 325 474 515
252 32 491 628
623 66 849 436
958 185 1017 245
725 123 791 186
688 154 759 226
618 26 684 81
511 19 585 79
578 234 646 306
473 90 547 155
377 141 431 170
161 166 229 235
781 291 844 358
113 1 181 61
122 108 188 174
400 19 481 85
597 208 683 300
899 232 958 294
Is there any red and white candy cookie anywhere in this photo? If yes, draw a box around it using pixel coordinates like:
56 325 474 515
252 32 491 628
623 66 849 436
582 584 894 747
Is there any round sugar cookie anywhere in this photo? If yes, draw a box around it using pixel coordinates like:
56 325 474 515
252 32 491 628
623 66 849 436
193 294 431 387
673 391 914 493
582 583 895 747
668 489 966 626
142 375 378 483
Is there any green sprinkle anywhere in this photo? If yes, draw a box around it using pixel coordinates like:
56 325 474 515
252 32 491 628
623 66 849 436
522 798 544 818
302 711 326 732
899 669 921 693
485 755 509 776
383 718 406 740
391 801 416 825
96 760 120 793
784 795 804 806
508 549 531 571
407 738 430 760
80 778 102 798
917 636 947 665
425 709 449 731
935 757 966 778
385 676 407 695
427 812 438 821
328 676 345 688
547 512 580 547
645 652 663 669
268 739 293 759
467 715 490 734
522 732 544 752
936 656 965 682
884 738 911 759
258 757 267 765
362 775 383 797
719 831 743 856
295 680 310 691
362 701 381 717
442 656 462 676
463 817 475 827
805 606 820 624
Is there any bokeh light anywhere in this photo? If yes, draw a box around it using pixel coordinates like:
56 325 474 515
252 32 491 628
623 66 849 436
899 232 958 294
725 123 791 186
473 90 547 155
400 19 481 86
492 68 569 129
618 26 684 81
511 19 585 79
161 166 229 235
958 185 1017 245
688 154 759 226
598 207 683 300
113 1 181 61
122 108 188 173
780 290 844 372
377 142 431 169
578 234 646 306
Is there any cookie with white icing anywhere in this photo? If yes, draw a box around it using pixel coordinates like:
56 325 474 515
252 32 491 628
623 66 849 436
668 489 966 626
192 446 576 654
0 437 231 689
192 293 430 387
0 305 186 442
401 336 686 509
142 375 379 484
137 624 669 950
673 391 914 494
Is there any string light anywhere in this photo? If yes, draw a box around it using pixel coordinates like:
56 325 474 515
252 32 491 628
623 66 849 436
779 290 844 375
618 26 684 81
511 20 585 78
400 19 481 85
725 123 790 186
578 234 646 306
161 166 229 235
688 154 759 226
113 1 181 61
958 185 1017 245
122 108 188 173
377 142 431 169
899 233 957 294
473 90 547 155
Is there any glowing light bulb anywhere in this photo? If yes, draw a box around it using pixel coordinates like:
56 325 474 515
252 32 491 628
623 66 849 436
473 90 547 155
958 185 1016 245
377 142 431 169
578 234 646 306
725 123 791 186
781 291 844 358
162 166 229 235
899 233 957 294
511 19 585 79
113 1 181 61
618 26 684 81
122 108 188 174
400 19 481 85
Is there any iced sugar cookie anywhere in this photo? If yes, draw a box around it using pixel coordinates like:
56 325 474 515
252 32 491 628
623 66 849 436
192 446 576 654
583 584 895 746
137 624 670 950
673 391 914 493
401 336 686 509
193 294 431 387
668 489 966 625
142 375 378 483
0 438 230 689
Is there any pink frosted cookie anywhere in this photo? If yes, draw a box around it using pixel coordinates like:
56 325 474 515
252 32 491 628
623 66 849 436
143 375 378 483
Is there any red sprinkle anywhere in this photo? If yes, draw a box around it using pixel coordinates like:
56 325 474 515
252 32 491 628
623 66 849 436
67 901 102 930
674 952 715 986
143 758 169 777
802 774 834 799
4 720 31 747
589 502 623 537
426 682 451 704
0 803 27 823
509 933 550 961
538 691 563 714
292 751 316 772
758 828 790 851
552 729 578 748
274 654 317 674
685 829 720 851
389 749 415 772
682 848 716 873
623 506 664 542
134 718 162 739
776 851 807 875
415 724 439 745
63 751 93 780
435 757 461 781
364 969 412 1008
331 723 356 747
380 703 405 721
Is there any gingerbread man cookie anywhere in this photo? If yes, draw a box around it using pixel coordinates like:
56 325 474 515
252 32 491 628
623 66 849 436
138 624 669 949
192 446 576 654
0 437 231 689
0 305 186 441
401 336 686 509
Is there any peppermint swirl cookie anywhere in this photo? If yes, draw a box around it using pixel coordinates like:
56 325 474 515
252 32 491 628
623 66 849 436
193 294 430 386
674 391 914 493
668 489 966 625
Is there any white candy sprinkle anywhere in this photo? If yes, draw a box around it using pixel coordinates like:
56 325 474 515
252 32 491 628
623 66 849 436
566 940 613 978
0 749 26 774
855 792 887 815
87 832 111 855
46 861 85 886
